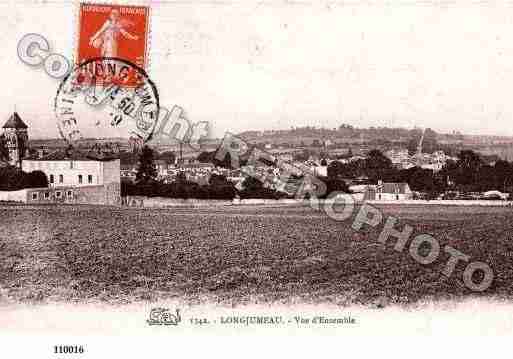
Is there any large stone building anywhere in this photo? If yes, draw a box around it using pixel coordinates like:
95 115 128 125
21 152 121 205
1 112 120 205
22 152 120 189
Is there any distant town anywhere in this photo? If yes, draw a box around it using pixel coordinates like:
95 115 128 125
3 112 513 204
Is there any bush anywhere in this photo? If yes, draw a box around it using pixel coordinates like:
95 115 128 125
24 170 48 188
121 177 237 200
0 166 48 191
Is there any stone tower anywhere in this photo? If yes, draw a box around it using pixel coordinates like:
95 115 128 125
2 112 28 168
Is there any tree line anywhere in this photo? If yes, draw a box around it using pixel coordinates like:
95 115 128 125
328 149 513 197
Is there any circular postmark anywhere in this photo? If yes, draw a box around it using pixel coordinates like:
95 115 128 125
54 57 159 152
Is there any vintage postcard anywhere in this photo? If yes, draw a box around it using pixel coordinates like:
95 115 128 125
1 0 513 357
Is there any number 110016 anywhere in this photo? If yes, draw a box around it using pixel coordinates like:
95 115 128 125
54 345 84 354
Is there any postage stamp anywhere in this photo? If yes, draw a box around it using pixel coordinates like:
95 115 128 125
76 3 150 71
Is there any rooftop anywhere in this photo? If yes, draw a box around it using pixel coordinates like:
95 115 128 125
25 148 120 162
3 112 28 129
180 162 215 169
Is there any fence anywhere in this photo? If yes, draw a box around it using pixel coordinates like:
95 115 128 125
366 199 513 206
122 196 513 208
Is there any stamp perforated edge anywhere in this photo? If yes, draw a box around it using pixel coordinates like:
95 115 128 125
72 0 152 73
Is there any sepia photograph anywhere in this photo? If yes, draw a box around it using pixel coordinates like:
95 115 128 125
1 0 513 356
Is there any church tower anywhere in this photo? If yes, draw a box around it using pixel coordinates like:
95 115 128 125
2 112 28 168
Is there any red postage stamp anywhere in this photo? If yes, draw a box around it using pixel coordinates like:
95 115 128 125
76 3 150 70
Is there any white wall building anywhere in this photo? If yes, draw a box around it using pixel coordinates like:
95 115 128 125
312 165 328 177
364 181 413 201
20 154 121 205
22 157 120 188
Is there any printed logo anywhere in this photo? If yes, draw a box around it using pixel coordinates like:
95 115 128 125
147 308 181 326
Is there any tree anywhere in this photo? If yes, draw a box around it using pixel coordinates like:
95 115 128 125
207 174 236 199
209 173 229 186
477 164 497 191
119 150 139 166
24 170 48 188
364 149 394 182
328 161 350 179
0 166 25 190
439 159 458 188
366 150 392 169
0 166 48 191
239 175 287 199
438 150 485 191
494 160 513 192
241 176 263 191
458 150 482 172
455 150 482 187
135 145 157 183
197 151 215 163
407 167 436 193
317 176 350 197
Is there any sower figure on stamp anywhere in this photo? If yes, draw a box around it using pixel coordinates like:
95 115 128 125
89 9 139 58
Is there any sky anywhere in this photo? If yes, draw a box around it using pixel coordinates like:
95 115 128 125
2 0 513 139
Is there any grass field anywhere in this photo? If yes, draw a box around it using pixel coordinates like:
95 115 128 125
1 204 512 307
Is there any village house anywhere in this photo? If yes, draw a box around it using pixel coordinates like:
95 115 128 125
21 151 121 205
364 180 413 201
